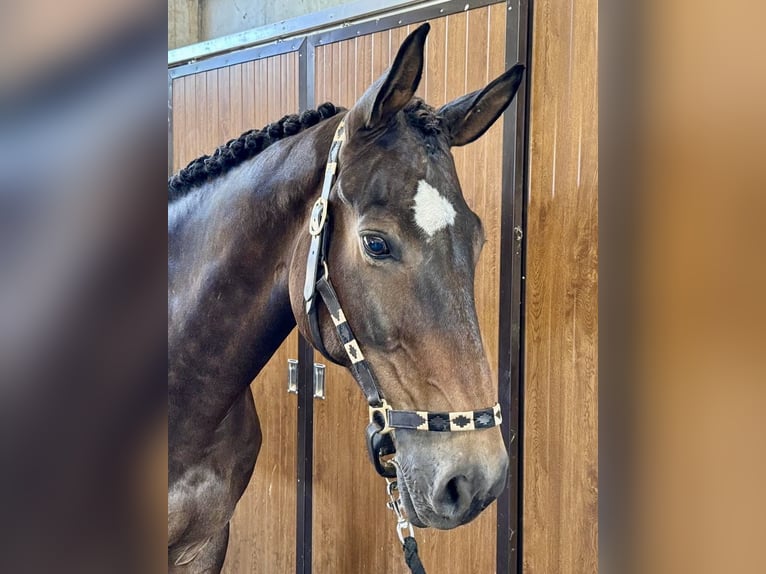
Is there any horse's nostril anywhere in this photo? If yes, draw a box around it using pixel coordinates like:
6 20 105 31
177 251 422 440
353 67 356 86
433 473 472 519
444 475 464 507
430 466 506 526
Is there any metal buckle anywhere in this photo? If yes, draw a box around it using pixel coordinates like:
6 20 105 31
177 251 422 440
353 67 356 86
385 479 414 544
309 197 328 236
320 260 329 281
369 399 392 434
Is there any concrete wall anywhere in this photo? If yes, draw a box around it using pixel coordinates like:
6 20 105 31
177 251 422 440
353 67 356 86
200 0 356 43
168 0 201 49
169 0 359 50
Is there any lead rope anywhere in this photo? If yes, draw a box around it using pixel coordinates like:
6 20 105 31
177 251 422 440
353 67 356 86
385 479 427 574
402 537 426 574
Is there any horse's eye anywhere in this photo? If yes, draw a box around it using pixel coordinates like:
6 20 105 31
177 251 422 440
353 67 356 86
362 235 391 258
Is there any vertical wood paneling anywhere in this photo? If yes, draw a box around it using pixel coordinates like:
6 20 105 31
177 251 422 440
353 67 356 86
372 29 387 79
229 65 243 136
218 68 231 141
195 73 208 157
445 12 468 182
524 0 599 571
316 42 326 106
312 7 506 573
241 61 255 129
341 38 352 105
423 16 445 105
206 69 220 143
172 78 185 173
484 4 506 378
171 53 300 574
361 33 373 96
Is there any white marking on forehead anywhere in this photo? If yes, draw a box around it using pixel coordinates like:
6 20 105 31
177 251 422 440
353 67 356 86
412 180 456 238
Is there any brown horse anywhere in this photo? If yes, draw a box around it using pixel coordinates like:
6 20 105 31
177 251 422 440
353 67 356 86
168 23 524 572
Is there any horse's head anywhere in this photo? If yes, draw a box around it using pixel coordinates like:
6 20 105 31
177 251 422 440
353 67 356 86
289 24 524 530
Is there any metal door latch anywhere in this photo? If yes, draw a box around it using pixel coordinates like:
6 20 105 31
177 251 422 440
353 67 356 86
288 359 325 399
287 358 298 394
313 363 326 399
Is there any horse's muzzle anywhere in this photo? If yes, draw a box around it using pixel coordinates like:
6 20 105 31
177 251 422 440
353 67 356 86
396 446 509 530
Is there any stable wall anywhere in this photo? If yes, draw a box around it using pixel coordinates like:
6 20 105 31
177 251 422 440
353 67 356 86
168 0 364 50
202 0 357 43
523 0 599 571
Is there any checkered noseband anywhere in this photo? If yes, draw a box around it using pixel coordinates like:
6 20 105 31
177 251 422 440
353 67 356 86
303 119 502 475
372 401 502 433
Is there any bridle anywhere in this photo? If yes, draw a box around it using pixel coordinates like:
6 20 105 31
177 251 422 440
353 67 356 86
303 115 503 471
302 117 503 479
302 116 503 573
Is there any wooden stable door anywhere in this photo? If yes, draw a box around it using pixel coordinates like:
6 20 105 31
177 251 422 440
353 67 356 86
311 6 509 573
171 54 301 574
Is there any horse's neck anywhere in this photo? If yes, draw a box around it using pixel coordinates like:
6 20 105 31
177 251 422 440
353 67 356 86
168 119 338 423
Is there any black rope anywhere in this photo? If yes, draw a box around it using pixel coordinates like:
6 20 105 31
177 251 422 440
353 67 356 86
402 537 427 574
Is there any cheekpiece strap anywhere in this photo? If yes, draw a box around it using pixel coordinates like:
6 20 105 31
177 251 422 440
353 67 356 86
303 119 346 309
315 275 384 407
301 117 384 406
304 119 346 362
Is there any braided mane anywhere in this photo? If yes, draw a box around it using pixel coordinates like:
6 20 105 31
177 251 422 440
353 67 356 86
168 99 448 203
168 102 342 203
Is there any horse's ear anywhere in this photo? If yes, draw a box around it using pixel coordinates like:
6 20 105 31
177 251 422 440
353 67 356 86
347 23 430 131
438 64 525 147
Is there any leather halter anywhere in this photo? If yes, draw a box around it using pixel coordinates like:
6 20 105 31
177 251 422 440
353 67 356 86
303 118 502 477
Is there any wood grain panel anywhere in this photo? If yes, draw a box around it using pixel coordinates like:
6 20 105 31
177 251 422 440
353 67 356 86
171 77 185 174
445 11 467 182
171 53 300 574
524 0 599 571
312 7 506 573
371 27 387 79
